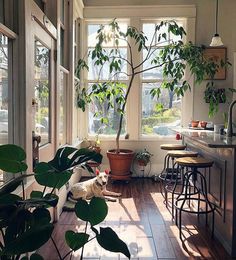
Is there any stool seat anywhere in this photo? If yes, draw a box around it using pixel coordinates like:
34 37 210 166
160 144 186 150
167 150 198 158
176 157 213 168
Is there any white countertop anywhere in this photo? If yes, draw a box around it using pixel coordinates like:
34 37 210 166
172 127 236 148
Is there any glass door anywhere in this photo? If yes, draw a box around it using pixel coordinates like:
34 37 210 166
33 21 56 162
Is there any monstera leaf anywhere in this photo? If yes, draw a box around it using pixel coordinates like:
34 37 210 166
75 197 108 226
49 146 102 172
0 144 27 173
34 146 102 188
1 207 53 256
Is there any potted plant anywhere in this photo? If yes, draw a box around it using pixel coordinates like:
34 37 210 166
76 19 221 180
0 144 130 259
135 149 153 167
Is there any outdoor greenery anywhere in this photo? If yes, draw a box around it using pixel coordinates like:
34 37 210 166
0 144 130 260
76 19 222 151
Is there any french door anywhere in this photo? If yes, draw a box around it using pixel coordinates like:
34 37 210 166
32 20 56 162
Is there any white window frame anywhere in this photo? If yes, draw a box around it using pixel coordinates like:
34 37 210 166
139 18 186 139
82 5 196 141
83 19 130 141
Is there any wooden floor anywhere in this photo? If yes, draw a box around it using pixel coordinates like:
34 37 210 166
38 178 232 260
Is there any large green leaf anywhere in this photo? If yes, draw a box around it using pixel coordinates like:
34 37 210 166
74 199 90 222
0 174 33 196
65 230 89 251
2 223 54 256
48 146 102 172
34 162 72 189
75 197 108 226
18 194 59 208
0 205 17 228
0 194 22 205
0 144 28 173
32 208 51 225
96 227 130 259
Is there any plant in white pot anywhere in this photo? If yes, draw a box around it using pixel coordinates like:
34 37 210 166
76 19 220 181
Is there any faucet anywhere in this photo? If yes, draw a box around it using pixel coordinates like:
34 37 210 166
226 100 236 137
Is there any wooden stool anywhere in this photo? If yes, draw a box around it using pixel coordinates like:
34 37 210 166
157 144 186 193
164 150 198 216
174 157 215 240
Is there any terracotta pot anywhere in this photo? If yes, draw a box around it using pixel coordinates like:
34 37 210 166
191 120 199 127
107 149 135 181
138 160 148 166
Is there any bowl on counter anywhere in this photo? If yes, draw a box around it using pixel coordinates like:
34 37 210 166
191 120 199 127
200 121 207 128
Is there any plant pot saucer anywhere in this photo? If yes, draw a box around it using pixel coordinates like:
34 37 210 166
110 172 132 181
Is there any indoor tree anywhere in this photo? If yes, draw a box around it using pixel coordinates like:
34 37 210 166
76 19 221 151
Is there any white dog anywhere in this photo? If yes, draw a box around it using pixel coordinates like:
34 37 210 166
68 169 122 202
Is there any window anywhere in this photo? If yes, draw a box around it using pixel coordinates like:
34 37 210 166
87 21 128 135
0 33 9 143
59 0 69 145
141 20 184 137
34 39 50 146
59 71 67 146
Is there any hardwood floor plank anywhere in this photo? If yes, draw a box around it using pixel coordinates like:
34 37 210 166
37 179 231 260
151 224 176 258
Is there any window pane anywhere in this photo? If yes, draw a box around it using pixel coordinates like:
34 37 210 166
0 34 9 144
142 48 163 79
141 83 181 136
60 27 65 66
88 25 100 47
143 23 155 46
34 39 50 146
59 71 67 146
88 85 126 135
88 48 127 80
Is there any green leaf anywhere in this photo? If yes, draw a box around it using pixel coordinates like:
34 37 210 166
34 163 72 189
74 199 90 222
75 197 108 226
30 254 44 260
89 197 108 226
0 144 27 173
21 253 44 260
30 190 43 199
65 230 89 251
2 224 54 256
0 194 22 206
96 227 130 259
33 208 51 225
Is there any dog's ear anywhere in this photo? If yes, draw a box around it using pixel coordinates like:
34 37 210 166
105 169 110 175
95 169 100 175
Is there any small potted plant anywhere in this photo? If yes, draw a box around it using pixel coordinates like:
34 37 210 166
135 149 153 167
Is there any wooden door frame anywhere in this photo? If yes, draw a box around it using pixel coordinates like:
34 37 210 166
24 0 58 171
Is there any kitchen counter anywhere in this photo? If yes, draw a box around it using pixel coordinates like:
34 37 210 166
171 127 236 257
172 127 236 148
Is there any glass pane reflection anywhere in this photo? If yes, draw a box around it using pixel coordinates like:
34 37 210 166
0 33 9 144
34 39 50 146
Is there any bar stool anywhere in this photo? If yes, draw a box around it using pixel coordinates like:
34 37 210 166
164 150 198 216
158 144 186 194
174 157 216 240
